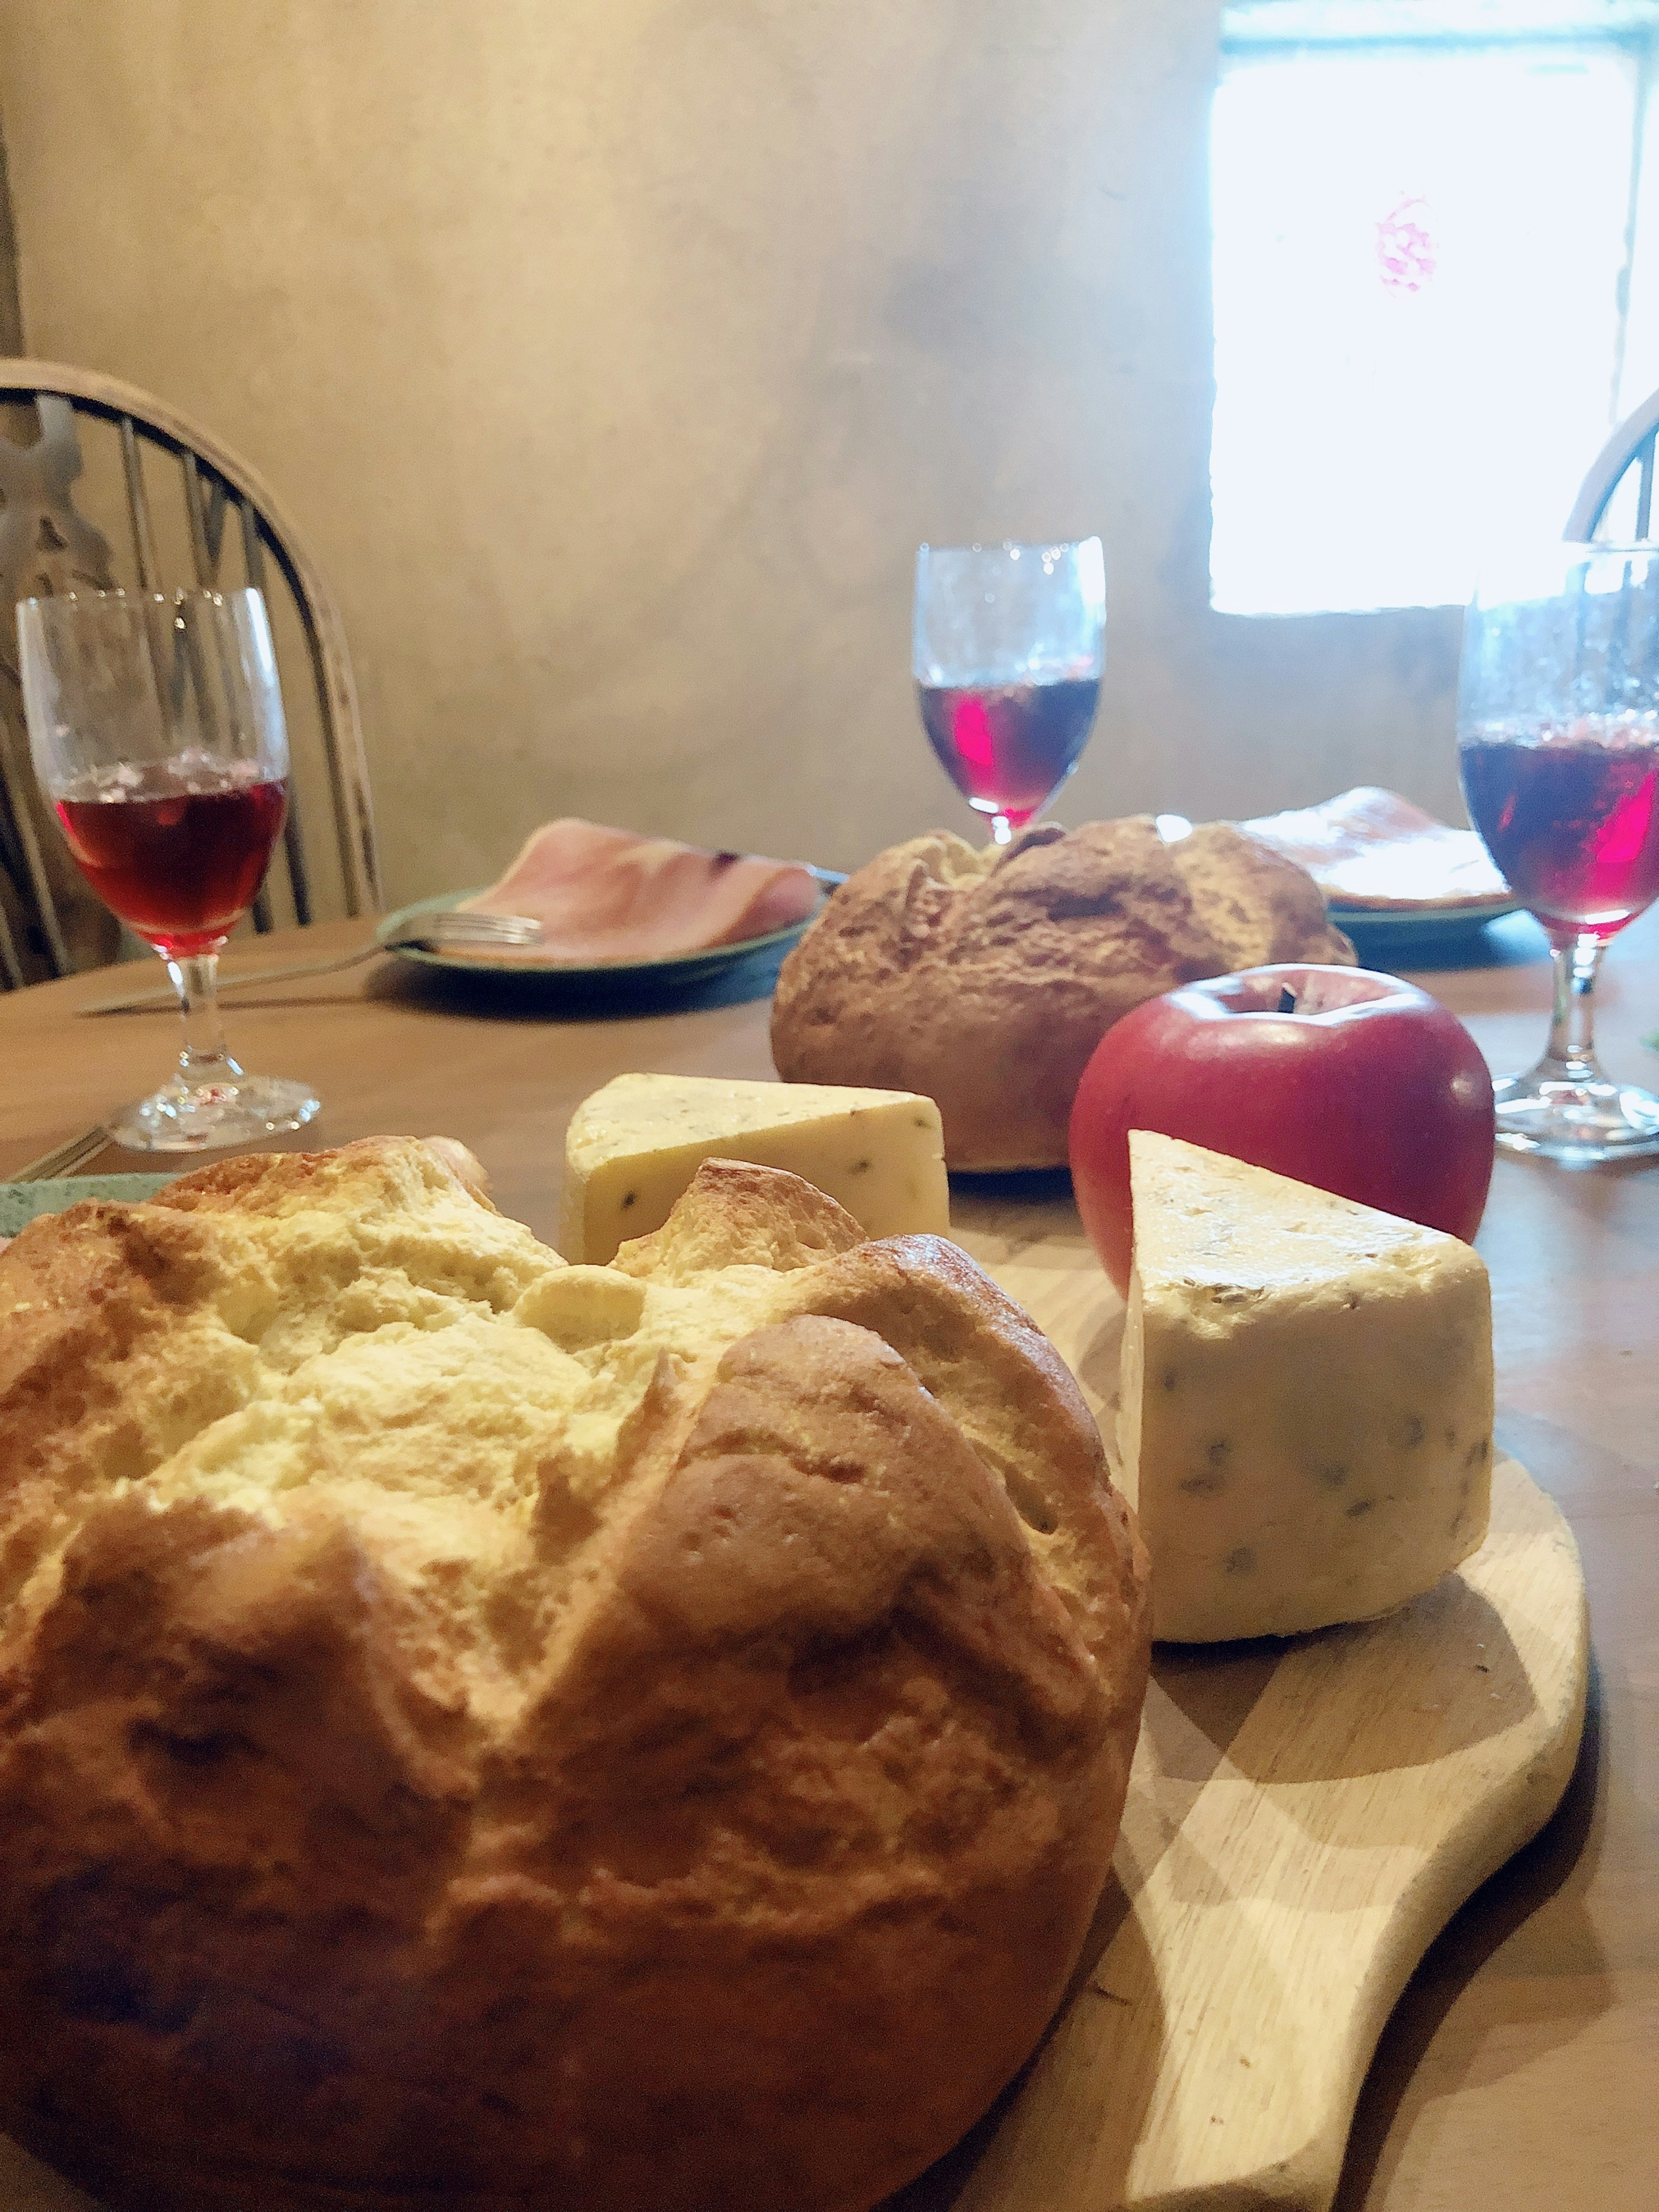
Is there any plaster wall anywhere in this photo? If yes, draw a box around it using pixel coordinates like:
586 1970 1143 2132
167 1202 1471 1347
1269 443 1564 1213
0 0 1464 903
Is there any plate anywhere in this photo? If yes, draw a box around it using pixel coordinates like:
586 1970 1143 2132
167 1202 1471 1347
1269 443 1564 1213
376 873 839 998
1330 897 1523 953
0 1174 176 1238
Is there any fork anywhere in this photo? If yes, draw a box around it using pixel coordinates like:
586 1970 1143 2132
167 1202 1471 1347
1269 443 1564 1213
12 1124 114 1180
76 911 545 1016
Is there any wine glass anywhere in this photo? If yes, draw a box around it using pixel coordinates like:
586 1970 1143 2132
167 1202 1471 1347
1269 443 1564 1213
1457 542 1659 1162
17 587 322 1151
913 537 1106 844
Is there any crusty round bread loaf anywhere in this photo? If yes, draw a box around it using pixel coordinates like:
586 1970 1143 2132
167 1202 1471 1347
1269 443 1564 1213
771 817 1356 1170
0 1137 1148 2212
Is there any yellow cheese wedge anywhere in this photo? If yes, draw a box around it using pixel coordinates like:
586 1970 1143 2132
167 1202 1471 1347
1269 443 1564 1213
1119 1131 1493 1643
560 1074 950 1264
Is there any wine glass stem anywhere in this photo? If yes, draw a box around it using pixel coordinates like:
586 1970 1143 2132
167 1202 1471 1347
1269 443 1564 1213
165 951 240 1085
1540 932 1605 1080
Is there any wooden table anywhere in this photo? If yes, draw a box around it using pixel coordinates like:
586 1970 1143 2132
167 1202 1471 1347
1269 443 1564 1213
2 913 1657 2210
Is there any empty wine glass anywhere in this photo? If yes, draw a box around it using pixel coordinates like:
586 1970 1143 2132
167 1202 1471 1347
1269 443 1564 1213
18 587 322 1151
1457 542 1659 1162
913 537 1106 844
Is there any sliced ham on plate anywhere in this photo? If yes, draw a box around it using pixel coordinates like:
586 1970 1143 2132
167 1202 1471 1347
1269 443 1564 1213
457 819 824 963
1241 787 1512 912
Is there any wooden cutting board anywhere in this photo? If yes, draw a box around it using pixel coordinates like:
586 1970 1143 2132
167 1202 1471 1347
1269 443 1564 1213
0 1196 1589 2212
877 1198 1590 2212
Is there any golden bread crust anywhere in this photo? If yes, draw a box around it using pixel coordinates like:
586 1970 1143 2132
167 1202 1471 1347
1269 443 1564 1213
0 1146 1147 2212
769 818 1355 1168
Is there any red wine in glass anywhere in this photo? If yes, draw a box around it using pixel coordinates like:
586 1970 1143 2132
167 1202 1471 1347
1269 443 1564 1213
913 538 1106 842
19 583 320 1151
916 676 1100 833
55 762 288 957
1459 716 1659 941
1456 545 1659 1163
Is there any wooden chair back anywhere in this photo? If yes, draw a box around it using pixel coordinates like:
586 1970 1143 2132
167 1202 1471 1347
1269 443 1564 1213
0 359 378 988
1564 385 1659 545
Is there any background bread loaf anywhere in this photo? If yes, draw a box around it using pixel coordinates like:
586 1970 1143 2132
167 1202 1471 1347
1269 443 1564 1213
0 1140 1148 2212
770 817 1355 1170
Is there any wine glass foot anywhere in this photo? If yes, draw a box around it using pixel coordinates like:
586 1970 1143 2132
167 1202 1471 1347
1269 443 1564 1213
107 1072 322 1154
1493 1064 1659 1165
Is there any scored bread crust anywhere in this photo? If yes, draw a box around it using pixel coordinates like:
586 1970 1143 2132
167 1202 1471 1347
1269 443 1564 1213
770 817 1355 1170
0 1140 1148 2212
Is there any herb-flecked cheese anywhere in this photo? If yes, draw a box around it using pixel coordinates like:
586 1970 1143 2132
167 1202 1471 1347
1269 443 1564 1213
560 1074 949 1263
1119 1131 1493 1642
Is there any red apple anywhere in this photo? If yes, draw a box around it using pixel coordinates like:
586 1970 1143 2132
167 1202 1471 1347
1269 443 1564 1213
1068 964 1496 1294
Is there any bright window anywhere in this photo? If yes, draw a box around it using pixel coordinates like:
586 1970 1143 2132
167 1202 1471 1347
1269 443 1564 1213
1210 3 1659 614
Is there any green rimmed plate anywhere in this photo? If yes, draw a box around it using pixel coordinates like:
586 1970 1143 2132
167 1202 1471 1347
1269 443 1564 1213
375 871 840 999
1330 897 1524 953
0 1174 178 1238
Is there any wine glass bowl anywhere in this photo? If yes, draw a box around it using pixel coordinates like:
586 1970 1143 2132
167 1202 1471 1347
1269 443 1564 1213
18 588 321 1152
1458 716 1659 939
913 537 1106 844
54 762 290 958
1457 543 1659 1162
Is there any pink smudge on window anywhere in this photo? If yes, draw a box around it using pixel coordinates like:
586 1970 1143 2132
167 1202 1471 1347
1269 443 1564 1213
1376 194 1437 293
